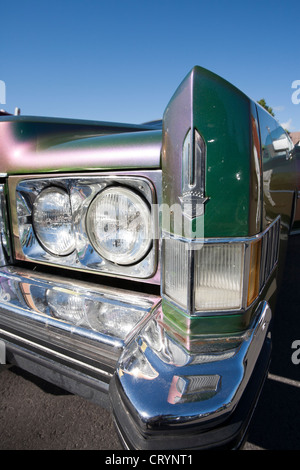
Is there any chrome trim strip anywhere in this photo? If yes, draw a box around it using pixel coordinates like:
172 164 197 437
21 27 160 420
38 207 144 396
180 129 209 219
0 184 11 267
0 328 112 378
4 340 111 406
162 215 281 245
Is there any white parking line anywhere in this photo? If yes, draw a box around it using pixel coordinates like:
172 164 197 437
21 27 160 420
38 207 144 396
268 373 300 388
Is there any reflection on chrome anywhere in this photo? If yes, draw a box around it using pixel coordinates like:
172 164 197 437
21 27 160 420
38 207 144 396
0 266 157 343
116 301 272 429
0 185 11 267
118 308 240 388
168 374 220 404
120 341 159 380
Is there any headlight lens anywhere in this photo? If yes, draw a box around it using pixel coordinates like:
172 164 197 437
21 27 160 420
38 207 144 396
13 175 158 279
33 187 75 256
86 186 152 265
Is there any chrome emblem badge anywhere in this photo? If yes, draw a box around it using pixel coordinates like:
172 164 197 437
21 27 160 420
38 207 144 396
179 128 209 219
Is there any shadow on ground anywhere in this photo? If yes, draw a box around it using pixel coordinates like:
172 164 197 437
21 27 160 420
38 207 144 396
245 235 300 450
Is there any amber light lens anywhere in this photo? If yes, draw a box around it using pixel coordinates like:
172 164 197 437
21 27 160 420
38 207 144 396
247 238 262 306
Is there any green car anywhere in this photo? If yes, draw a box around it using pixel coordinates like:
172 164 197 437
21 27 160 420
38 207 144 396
0 66 298 450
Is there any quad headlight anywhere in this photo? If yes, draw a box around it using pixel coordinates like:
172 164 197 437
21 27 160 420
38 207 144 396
86 186 152 265
11 174 158 280
33 187 76 256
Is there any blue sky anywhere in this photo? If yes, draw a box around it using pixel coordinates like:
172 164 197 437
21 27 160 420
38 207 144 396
2 0 300 131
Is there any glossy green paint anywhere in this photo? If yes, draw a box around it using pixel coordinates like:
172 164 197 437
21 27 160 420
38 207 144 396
162 66 252 238
161 67 268 337
160 69 298 339
3 67 295 342
161 299 253 337
1 115 154 146
194 69 251 237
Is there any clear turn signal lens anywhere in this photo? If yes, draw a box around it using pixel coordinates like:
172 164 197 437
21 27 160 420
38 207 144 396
162 218 280 316
194 243 245 311
163 238 244 313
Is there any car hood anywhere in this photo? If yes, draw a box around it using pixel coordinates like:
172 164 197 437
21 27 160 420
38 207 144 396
0 116 162 174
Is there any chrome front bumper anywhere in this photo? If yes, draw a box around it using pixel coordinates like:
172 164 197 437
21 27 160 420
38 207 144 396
0 266 272 449
110 300 272 450
0 266 161 406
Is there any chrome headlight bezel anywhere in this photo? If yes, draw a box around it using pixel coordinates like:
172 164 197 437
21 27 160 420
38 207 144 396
10 173 160 280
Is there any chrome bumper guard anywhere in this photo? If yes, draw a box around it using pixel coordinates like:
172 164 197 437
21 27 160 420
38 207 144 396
0 265 272 449
110 300 272 450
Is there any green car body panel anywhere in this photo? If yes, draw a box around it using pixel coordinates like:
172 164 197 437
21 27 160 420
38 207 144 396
162 66 253 239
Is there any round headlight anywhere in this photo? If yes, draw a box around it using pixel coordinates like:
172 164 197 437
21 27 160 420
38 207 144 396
86 186 152 265
33 187 75 256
